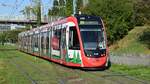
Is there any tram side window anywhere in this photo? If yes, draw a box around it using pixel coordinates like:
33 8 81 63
69 27 80 50
24 36 27 47
35 34 38 48
41 33 44 49
31 35 33 48
53 29 61 50
46 32 49 49
33 35 35 47
27 36 29 47
58 29 61 50
44 32 47 49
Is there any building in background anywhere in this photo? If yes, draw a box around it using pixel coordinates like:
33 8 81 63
0 24 11 32
0 24 25 32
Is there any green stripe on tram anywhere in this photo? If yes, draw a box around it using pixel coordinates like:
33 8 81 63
67 51 81 64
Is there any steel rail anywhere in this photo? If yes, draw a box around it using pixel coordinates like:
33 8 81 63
10 59 38 84
105 70 150 84
14 56 66 84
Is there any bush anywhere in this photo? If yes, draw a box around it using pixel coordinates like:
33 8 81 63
138 27 150 49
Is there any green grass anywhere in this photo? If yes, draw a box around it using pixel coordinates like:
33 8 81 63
110 26 150 55
0 45 92 84
0 45 150 84
110 64 150 81
0 49 99 84
0 46 58 84
0 44 17 49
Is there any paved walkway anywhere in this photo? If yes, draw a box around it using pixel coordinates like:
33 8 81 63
110 53 150 66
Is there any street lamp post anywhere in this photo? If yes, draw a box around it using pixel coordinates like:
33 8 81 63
73 0 77 15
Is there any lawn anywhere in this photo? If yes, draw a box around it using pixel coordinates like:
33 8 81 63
110 64 150 81
0 45 58 84
110 26 150 55
0 45 100 84
0 44 150 84
0 44 17 49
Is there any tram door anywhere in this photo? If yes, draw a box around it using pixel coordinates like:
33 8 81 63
60 28 67 62
41 32 49 56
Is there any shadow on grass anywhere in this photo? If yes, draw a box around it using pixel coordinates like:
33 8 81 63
138 27 150 49
23 51 108 72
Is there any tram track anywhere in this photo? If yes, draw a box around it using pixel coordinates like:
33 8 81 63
52 63 123 84
19 56 149 84
18 56 71 84
105 70 150 84
12 56 64 84
8 54 77 84
51 63 84 84
10 59 38 84
88 69 150 84
17 54 83 83
85 70 124 84
8 54 150 84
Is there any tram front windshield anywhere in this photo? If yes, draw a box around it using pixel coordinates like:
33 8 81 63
80 25 104 50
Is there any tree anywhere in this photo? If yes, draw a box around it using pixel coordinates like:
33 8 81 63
52 0 60 16
65 0 73 16
83 0 134 44
139 27 150 49
20 6 33 29
59 0 66 16
20 6 32 19
6 30 23 43
32 0 42 26
134 0 150 26
76 0 83 14
0 32 7 45
48 0 60 17
21 0 42 27
0 28 28 45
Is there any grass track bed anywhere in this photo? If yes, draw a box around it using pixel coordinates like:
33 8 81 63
0 45 150 84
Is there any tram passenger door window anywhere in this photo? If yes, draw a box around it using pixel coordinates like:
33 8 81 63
43 32 48 55
46 31 49 56
69 27 80 50
52 29 61 50
34 34 39 53
49 29 52 57
41 33 44 54
60 28 66 61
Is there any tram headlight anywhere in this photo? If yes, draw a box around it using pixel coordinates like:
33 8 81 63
101 53 106 56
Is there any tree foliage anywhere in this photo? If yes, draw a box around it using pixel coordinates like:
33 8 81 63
20 6 32 19
0 32 7 45
49 0 59 16
82 0 134 44
0 28 29 45
32 0 42 26
48 0 73 17
46 0 150 45
76 0 83 14
21 0 41 27
65 0 73 16
134 0 150 26
59 0 66 16
138 27 150 49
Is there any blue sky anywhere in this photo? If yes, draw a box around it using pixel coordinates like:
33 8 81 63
0 0 53 16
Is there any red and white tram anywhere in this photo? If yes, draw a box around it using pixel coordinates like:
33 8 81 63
18 14 111 69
